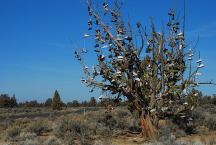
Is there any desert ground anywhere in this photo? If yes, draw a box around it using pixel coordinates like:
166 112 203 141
0 104 216 145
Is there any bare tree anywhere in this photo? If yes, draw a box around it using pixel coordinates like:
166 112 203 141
75 0 213 139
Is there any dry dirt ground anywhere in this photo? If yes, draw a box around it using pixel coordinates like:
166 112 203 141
2 131 215 145
111 132 216 145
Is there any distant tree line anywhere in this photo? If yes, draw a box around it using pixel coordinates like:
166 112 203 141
1 90 215 109
67 97 97 107
200 94 216 105
0 94 17 108
0 90 99 108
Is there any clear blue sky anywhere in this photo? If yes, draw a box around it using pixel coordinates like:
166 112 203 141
0 0 215 103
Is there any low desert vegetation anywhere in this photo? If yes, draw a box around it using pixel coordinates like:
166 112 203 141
0 90 216 145
0 103 216 145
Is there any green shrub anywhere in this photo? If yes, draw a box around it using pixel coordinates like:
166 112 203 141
6 126 21 141
52 90 62 110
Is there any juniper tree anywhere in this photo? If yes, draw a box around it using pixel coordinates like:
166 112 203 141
89 97 97 107
75 0 213 139
52 90 62 110
45 98 52 107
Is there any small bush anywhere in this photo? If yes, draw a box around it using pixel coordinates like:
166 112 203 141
128 117 141 133
114 110 131 130
97 114 116 130
54 119 92 145
94 139 112 145
193 106 216 131
25 120 49 136
115 118 129 130
6 126 21 141
19 139 39 145
205 117 216 131
14 118 31 129
157 120 186 144
19 132 37 141
96 114 116 137
43 136 62 145
116 109 130 118
54 119 75 139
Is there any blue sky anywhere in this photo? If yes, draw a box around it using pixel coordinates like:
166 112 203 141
0 0 216 102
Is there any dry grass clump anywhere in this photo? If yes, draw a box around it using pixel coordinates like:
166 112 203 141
19 138 39 145
113 109 131 131
19 132 37 141
25 120 50 136
53 117 93 145
204 117 216 131
19 132 39 145
43 136 62 145
95 108 133 137
52 108 133 144
6 126 21 141
5 118 51 144
14 118 31 128
193 105 216 132
0 120 11 132
157 120 186 145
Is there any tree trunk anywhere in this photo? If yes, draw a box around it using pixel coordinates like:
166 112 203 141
140 111 157 140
